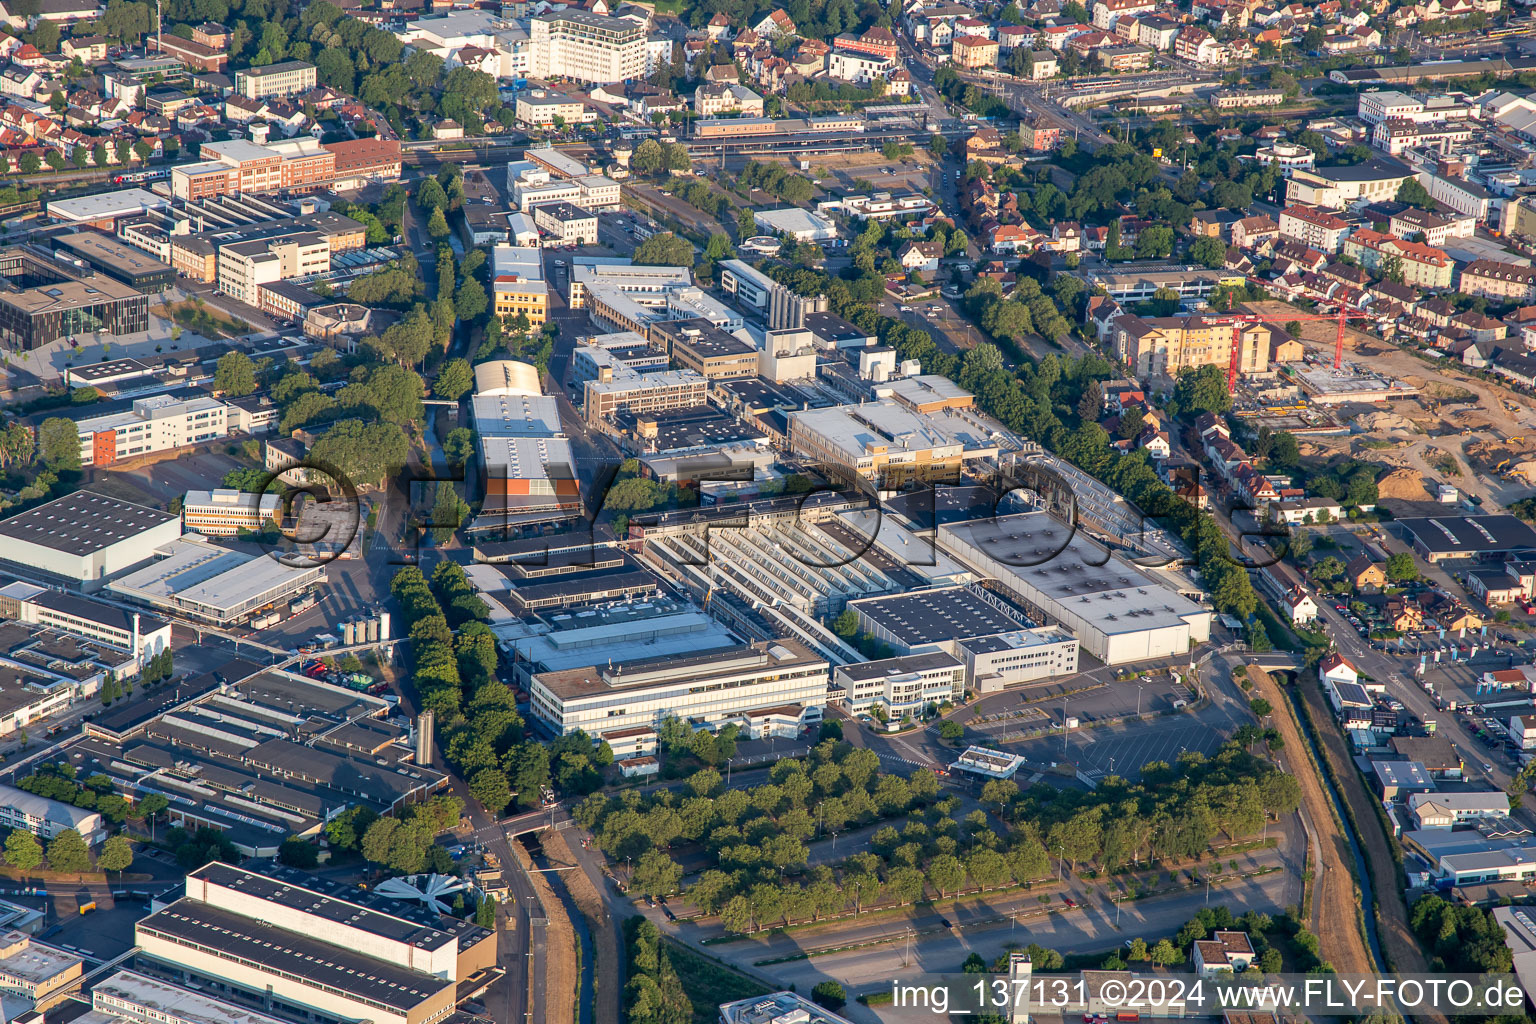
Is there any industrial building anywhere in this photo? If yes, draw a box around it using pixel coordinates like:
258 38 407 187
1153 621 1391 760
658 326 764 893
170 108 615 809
53 232 174 292
652 317 758 380
0 247 149 350
86 970 302 1024
848 585 1032 654
106 535 324 627
832 651 966 716
938 512 1213 664
0 491 181 586
0 783 103 844
529 638 828 737
45 188 169 231
135 862 489 1024
1398 514 1536 563
787 399 1001 487
0 580 171 660
66 667 443 854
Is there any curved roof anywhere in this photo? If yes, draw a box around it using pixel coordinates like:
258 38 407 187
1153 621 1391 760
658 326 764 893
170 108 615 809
473 359 542 397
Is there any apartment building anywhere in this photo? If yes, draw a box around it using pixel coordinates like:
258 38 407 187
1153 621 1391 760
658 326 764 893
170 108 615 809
181 488 280 537
1342 229 1453 289
1114 314 1274 379
951 35 999 67
233 60 317 100
693 82 765 116
490 243 548 325
216 230 329 304
514 89 593 127
530 638 828 736
72 393 228 467
1278 204 1351 252
1461 259 1536 303
527 11 645 84
826 48 896 84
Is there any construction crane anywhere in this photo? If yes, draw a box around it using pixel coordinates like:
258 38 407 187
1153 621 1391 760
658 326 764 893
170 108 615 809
1216 307 1376 393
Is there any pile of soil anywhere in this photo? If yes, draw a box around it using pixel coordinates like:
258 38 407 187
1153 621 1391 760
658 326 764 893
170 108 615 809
1376 467 1430 501
1354 411 1418 433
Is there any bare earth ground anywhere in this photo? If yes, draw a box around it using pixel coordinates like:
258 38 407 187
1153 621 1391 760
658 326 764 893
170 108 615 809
514 841 578 1024
543 829 621 1024
1245 666 1374 976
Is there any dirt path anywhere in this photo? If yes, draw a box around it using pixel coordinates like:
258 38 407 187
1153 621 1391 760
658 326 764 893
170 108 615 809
543 830 621 1024
1245 666 1374 976
513 841 578 1024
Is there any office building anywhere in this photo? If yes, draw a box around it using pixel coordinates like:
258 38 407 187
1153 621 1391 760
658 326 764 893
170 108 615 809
490 243 548 326
567 258 691 309
0 491 180 585
0 930 83 1012
0 580 171 661
70 393 229 468
0 247 148 350
527 10 646 84
937 511 1213 664
323 138 403 190
788 399 1000 486
0 783 103 844
530 638 828 737
216 230 329 304
532 201 597 245
170 136 335 202
718 258 778 310
180 489 280 537
720 993 857 1024
515 89 594 127
584 370 707 429
833 651 965 716
651 317 757 379
53 232 173 292
957 627 1080 692
135 862 489 1024
233 60 317 99
46 188 169 231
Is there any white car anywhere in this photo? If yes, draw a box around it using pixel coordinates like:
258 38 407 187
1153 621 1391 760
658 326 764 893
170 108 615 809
900 305 913 312
554 259 566 266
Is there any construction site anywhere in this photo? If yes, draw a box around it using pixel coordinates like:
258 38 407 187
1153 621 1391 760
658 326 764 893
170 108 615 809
1238 300 1536 511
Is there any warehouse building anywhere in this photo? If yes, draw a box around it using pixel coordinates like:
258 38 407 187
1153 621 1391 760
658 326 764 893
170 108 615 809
53 232 174 292
135 862 481 1024
0 491 181 587
45 188 169 231
0 247 149 350
530 638 828 737
1398 514 1536 564
88 970 300 1024
106 535 323 626
937 512 1213 664
847 585 1032 655
788 399 1000 487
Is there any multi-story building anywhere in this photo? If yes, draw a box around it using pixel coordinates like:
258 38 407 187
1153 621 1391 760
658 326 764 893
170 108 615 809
1358 89 1423 124
584 370 707 428
956 627 1080 692
951 35 999 67
834 652 966 717
170 135 335 201
0 929 84 1010
0 247 147 350
787 398 999 487
1278 204 1351 252
490 243 548 326
324 138 402 189
0 783 103 843
1371 117 1472 156
1460 259 1536 303
1343 229 1453 289
532 201 597 245
1114 313 1274 379
135 863 493 1024
826 47 896 84
216 230 329 304
527 11 645 84
181 488 280 537
530 638 828 736
71 393 228 468
652 317 758 379
1286 158 1414 207
833 25 899 60
1254 141 1315 176
1093 0 1158 28
233 60 317 99
514 89 594 126
151 21 230 71
0 580 171 659
693 81 765 116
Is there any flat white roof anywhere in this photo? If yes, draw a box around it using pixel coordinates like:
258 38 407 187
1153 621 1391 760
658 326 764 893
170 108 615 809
107 536 322 615
47 187 168 222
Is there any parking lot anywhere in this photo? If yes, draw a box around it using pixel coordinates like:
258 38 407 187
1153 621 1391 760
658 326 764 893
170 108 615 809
84 446 249 508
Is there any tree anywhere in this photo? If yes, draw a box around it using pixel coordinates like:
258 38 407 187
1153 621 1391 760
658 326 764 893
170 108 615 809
1269 431 1300 468
433 359 473 401
98 834 133 876
427 207 450 241
416 177 448 211
1249 698 1273 718
631 138 664 175
1171 365 1232 417
1397 177 1433 209
928 853 965 897
46 829 90 873
214 350 257 396
811 982 846 1012
90 143 107 168
455 278 488 322
18 151 38 174
1150 938 1182 966
3 830 41 871
938 720 964 743
1385 551 1418 582
469 768 511 814
634 233 694 267
1191 236 1227 269
1271 69 1299 98
44 151 63 172
631 849 682 899
37 417 81 472
929 134 947 157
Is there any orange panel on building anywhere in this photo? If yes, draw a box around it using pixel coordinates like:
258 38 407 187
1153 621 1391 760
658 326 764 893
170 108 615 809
92 429 115 466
